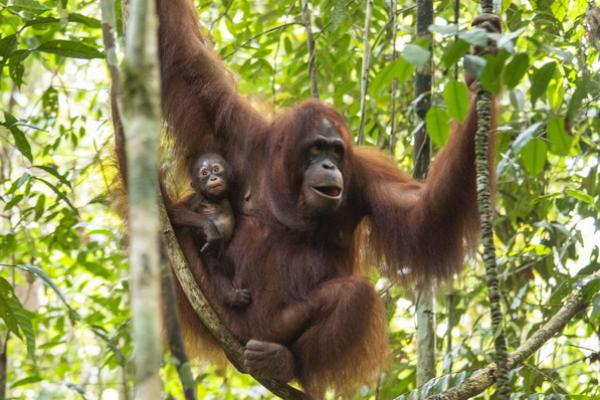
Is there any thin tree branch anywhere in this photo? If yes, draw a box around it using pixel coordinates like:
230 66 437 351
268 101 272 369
301 0 319 98
160 253 197 400
101 0 127 188
0 334 7 400
388 0 399 154
427 279 595 400
357 0 373 145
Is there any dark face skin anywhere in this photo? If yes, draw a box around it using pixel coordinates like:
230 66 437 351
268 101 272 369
300 118 345 216
191 153 231 201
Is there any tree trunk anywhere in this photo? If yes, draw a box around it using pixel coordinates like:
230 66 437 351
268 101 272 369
414 0 435 388
120 0 163 398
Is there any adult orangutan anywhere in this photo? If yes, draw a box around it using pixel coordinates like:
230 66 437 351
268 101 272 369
156 0 500 397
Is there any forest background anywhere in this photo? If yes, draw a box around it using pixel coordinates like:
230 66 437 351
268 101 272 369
0 0 599 399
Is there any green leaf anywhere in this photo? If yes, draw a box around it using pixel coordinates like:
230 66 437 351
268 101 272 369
401 44 430 70
34 194 45 219
564 189 594 205
463 55 486 80
11 375 42 389
2 112 33 161
512 122 543 153
6 264 76 317
425 107 450 146
547 116 572 155
9 0 49 11
441 39 469 69
0 277 35 359
428 24 458 36
370 58 414 94
458 28 488 47
529 61 556 104
9 49 29 86
0 35 18 59
443 80 469 122
68 13 102 28
520 138 547 175
582 278 600 302
567 80 587 125
34 164 72 188
37 40 104 59
480 52 509 95
503 53 529 89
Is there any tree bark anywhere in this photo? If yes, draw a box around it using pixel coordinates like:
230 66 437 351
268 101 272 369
388 0 399 154
473 1 510 398
120 0 163 397
414 0 435 388
301 0 319 99
357 0 373 145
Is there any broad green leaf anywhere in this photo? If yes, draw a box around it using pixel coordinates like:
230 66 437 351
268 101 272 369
503 53 529 88
34 165 72 188
34 194 45 219
441 39 469 68
567 79 587 124
582 278 600 302
547 116 572 155
9 50 29 86
512 122 542 153
443 80 469 122
37 40 104 59
2 112 33 161
10 0 49 11
401 44 430 70
370 58 413 94
425 107 450 146
480 52 509 95
520 138 547 175
0 278 35 359
458 28 488 47
529 61 556 104
68 13 102 28
428 24 458 36
0 35 18 59
564 189 594 204
463 55 486 80
11 375 42 389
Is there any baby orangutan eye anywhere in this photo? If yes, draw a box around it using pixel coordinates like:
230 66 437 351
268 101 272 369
200 168 209 176
212 164 222 173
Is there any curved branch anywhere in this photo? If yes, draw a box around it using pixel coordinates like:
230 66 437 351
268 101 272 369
159 204 312 400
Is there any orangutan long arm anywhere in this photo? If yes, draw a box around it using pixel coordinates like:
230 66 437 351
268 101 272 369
356 96 496 283
156 0 268 155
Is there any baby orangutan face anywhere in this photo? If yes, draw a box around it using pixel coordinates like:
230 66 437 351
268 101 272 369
191 153 232 201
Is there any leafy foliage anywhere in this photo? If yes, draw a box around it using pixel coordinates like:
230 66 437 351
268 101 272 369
0 0 598 399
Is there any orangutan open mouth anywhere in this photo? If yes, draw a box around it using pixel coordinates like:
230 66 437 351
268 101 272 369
312 186 342 198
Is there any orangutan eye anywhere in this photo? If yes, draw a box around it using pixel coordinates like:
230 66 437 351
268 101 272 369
309 144 321 157
332 144 344 161
212 164 222 173
200 168 209 176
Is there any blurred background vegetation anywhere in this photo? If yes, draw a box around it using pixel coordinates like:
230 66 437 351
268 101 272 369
0 0 599 399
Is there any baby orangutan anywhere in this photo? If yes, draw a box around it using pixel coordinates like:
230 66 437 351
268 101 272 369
167 153 251 309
